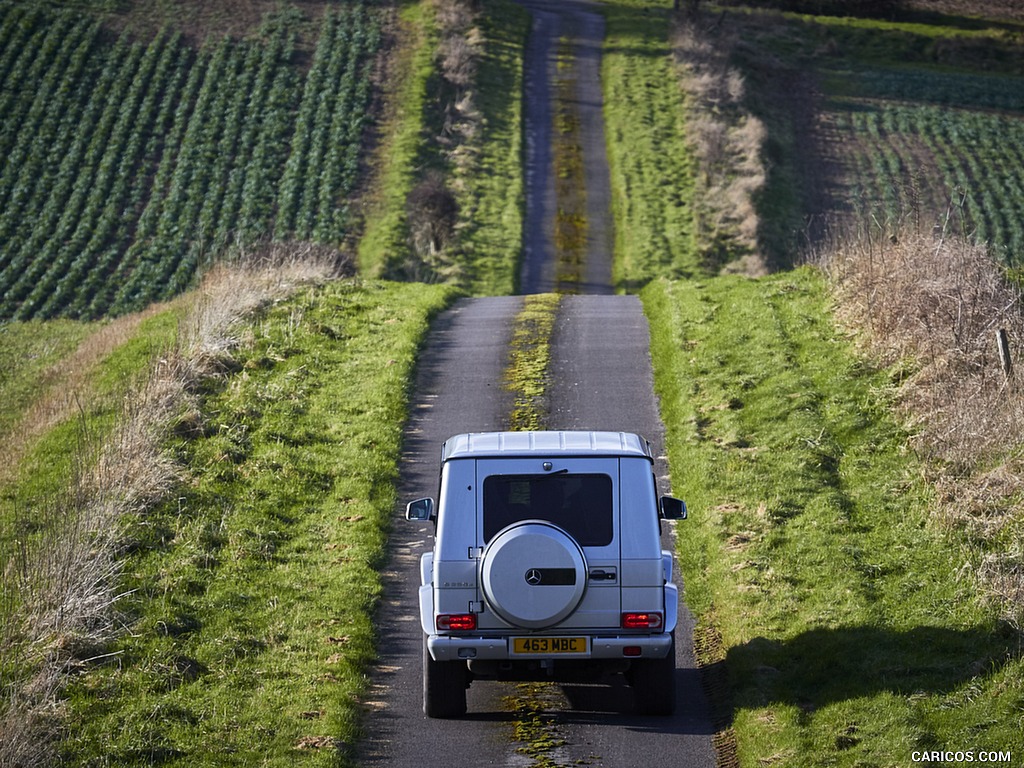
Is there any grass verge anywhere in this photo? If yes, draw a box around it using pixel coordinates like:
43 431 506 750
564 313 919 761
358 0 526 294
358 1 437 278
643 271 1022 766
456 0 528 295
601 0 700 288
53 278 454 766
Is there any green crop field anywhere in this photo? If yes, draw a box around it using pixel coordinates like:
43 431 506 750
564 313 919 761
829 76 1024 258
0 2 380 321
724 4 1024 263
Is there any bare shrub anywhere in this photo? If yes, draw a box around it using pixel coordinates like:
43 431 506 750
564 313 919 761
439 34 477 90
433 0 475 33
818 223 1024 465
407 171 459 262
0 246 333 767
432 0 481 95
814 220 1024 626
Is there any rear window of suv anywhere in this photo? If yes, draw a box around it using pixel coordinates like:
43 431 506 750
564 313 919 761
482 474 613 546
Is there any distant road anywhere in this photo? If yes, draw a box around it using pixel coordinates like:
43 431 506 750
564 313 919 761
517 0 614 295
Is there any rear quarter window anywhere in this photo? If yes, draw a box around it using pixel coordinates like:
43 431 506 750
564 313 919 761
482 473 613 546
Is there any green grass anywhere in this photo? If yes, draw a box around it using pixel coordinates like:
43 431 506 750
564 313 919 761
643 271 1023 766
457 0 529 296
358 1 437 279
58 279 454 767
0 320 93 437
601 0 701 288
0 308 185 543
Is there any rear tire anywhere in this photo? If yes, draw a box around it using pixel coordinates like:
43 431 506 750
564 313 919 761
423 641 468 718
628 632 676 716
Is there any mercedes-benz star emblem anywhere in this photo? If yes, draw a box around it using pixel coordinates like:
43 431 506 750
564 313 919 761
525 568 543 585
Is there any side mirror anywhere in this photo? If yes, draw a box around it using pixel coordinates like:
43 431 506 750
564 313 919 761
660 496 687 520
406 497 435 522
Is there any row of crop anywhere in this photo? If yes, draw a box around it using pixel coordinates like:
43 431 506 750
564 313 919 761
275 5 380 244
0 24 196 320
108 14 306 315
0 7 46 98
0 2 383 321
107 37 251 314
836 102 1024 261
23 34 191 321
842 66 1024 112
0 16 99 248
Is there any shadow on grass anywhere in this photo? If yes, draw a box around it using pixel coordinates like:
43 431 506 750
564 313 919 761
714 623 1021 722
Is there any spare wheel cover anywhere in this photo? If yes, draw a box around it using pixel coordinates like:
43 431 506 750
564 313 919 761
480 521 587 629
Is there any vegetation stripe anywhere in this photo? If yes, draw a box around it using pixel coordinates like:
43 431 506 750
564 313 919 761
504 293 562 432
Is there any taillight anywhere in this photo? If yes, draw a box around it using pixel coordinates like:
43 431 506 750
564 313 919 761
621 612 663 630
436 613 477 631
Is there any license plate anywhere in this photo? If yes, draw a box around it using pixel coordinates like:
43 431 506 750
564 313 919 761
512 637 587 655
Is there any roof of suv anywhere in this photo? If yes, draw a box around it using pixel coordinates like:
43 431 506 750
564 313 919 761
441 431 653 462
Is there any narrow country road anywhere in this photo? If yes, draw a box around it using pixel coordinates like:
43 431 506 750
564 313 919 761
357 297 715 767
356 1 716 765
517 0 613 295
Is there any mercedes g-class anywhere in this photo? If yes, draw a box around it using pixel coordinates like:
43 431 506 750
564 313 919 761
406 431 686 718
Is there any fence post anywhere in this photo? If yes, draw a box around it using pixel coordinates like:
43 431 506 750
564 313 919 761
996 328 1013 385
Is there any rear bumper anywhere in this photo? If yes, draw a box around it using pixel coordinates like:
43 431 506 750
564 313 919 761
427 632 673 662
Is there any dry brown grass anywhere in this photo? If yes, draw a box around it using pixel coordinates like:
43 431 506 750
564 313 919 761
815 221 1024 626
671 10 768 275
0 302 183 488
0 244 335 767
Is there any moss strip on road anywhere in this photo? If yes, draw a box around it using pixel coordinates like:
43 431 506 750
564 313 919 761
505 293 562 432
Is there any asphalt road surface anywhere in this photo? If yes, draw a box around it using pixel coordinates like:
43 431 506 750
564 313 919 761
517 0 614 295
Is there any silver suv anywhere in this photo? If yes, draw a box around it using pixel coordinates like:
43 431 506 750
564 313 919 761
406 431 687 718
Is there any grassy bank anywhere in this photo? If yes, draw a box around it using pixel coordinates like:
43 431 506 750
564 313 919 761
0 322 93 439
457 0 528 295
0 300 194 766
643 271 1022 766
358 1 438 278
49 279 453 766
358 0 526 294
601 0 700 288
0 309 186 525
